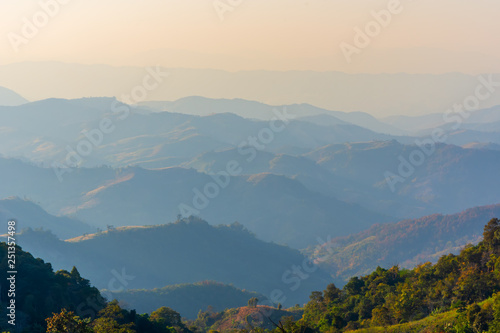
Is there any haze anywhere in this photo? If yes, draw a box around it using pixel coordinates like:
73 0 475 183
1 0 499 73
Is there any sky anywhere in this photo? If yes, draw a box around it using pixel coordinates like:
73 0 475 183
0 0 499 73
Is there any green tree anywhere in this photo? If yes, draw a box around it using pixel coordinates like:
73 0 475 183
248 297 259 308
484 218 500 249
46 309 92 333
150 306 182 328
371 306 392 327
323 283 341 303
91 301 135 333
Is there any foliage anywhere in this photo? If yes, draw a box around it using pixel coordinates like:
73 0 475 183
105 280 263 319
46 309 92 333
248 297 259 308
293 219 500 332
45 301 191 333
308 205 500 285
191 305 303 332
0 243 105 331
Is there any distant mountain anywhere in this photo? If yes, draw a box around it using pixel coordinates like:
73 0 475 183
140 97 282 119
0 97 401 168
2 136 500 247
4 137 500 247
67 166 391 247
194 305 303 332
0 156 118 215
382 105 500 134
462 142 500 151
0 97 141 163
304 140 500 217
0 197 93 239
182 148 389 215
13 217 332 306
139 97 403 135
309 204 500 285
297 113 403 135
0 155 391 248
443 129 500 146
2 62 500 117
0 86 28 106
107 281 263 319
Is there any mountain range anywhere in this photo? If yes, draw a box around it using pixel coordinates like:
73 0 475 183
11 217 331 307
310 203 500 284
1 62 499 117
0 95 500 246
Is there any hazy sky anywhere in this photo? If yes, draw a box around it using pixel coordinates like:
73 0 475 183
1 0 499 73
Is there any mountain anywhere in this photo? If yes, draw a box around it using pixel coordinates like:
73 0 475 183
181 148 391 216
0 155 392 248
12 217 332 306
64 167 391 247
0 97 157 163
443 128 500 146
304 140 500 217
140 97 284 119
462 142 500 151
8 219 500 333
2 62 500 117
0 86 28 106
309 204 500 285
0 156 119 215
107 282 263 319
3 137 500 247
0 97 401 169
193 305 303 332
296 218 500 332
140 97 403 135
0 242 104 329
0 197 93 239
382 105 500 134
297 112 403 136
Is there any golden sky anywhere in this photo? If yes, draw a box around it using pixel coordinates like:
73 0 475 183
1 0 499 73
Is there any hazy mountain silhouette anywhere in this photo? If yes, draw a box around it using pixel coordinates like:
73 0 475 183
304 140 500 217
1 62 499 117
0 197 93 239
0 86 28 106
14 217 332 306
139 97 403 135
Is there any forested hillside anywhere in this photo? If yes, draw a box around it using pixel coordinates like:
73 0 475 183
0 243 104 330
280 218 500 332
309 203 500 284
4 218 500 332
10 217 331 307
106 282 263 319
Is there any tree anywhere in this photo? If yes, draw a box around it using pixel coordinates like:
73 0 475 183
345 276 364 296
46 309 92 333
91 317 135 333
309 291 324 303
150 307 182 328
323 283 341 303
371 306 392 327
91 301 135 333
483 218 500 249
466 303 492 333
70 266 91 287
248 297 259 308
